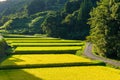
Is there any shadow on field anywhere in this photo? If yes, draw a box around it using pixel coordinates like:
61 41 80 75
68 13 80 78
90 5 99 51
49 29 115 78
0 55 43 80
0 69 43 80
0 55 106 70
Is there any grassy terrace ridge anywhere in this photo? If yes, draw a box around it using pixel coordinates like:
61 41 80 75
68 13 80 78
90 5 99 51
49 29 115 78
14 46 82 54
0 54 95 69
10 43 84 47
5 38 60 40
3 34 44 38
0 66 120 80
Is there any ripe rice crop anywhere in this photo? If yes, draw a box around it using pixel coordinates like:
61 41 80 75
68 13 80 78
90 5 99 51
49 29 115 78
5 38 60 40
6 39 81 43
14 46 82 54
10 43 84 47
0 66 120 80
0 54 92 69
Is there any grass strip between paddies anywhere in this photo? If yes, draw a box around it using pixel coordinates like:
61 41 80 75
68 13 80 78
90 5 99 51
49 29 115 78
5 38 60 40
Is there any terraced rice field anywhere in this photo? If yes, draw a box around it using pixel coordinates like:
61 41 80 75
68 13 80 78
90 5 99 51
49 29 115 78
5 38 60 40
0 37 120 80
1 66 120 80
0 54 93 69
10 43 84 47
14 46 82 54
6 39 81 43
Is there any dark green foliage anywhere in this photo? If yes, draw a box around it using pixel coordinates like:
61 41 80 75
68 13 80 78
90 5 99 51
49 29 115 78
63 0 82 14
88 0 120 58
27 0 46 15
0 35 8 55
0 0 98 40
28 12 49 34
0 0 68 35
2 17 30 34
42 11 65 38
0 0 30 17
27 0 68 15
42 0 98 39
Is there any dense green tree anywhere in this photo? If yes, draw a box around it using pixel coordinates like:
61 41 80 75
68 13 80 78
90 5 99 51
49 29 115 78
41 0 98 39
27 0 46 15
29 16 45 34
0 0 98 40
2 17 30 34
41 11 65 38
88 0 120 58
61 0 98 39
63 0 82 14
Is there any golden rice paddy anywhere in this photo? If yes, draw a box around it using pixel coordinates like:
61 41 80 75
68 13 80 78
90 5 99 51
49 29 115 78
0 66 120 80
6 39 81 43
1 37 120 80
15 46 81 51
0 54 91 67
10 43 84 47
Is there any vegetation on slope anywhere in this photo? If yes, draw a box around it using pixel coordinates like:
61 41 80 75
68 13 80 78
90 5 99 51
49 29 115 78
0 35 8 56
88 0 120 58
42 0 99 39
0 0 99 40
0 36 9 62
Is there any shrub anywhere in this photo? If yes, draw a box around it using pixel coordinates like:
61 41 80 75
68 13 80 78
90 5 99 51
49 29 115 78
0 35 8 56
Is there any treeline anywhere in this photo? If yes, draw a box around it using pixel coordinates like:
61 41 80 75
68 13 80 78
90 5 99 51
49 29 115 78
0 0 67 26
0 0 98 40
42 0 98 39
88 0 120 58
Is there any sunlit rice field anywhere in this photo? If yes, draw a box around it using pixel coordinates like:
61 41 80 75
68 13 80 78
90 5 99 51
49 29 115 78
6 39 81 43
0 54 92 69
14 46 82 54
15 46 81 51
10 42 84 47
0 66 120 80
1 37 118 80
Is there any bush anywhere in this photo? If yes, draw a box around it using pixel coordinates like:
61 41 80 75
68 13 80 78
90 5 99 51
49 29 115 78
0 35 8 56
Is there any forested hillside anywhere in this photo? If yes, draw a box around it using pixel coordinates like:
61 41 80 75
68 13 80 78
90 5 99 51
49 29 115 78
0 0 98 39
42 0 98 39
0 0 67 26
88 0 120 58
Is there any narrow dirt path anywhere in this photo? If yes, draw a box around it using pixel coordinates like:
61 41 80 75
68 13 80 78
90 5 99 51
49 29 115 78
84 42 120 67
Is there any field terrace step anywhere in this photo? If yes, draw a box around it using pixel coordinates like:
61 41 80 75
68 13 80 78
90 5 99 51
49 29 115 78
6 39 81 44
0 54 103 69
5 38 60 40
13 46 82 54
10 43 84 47
0 65 118 80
